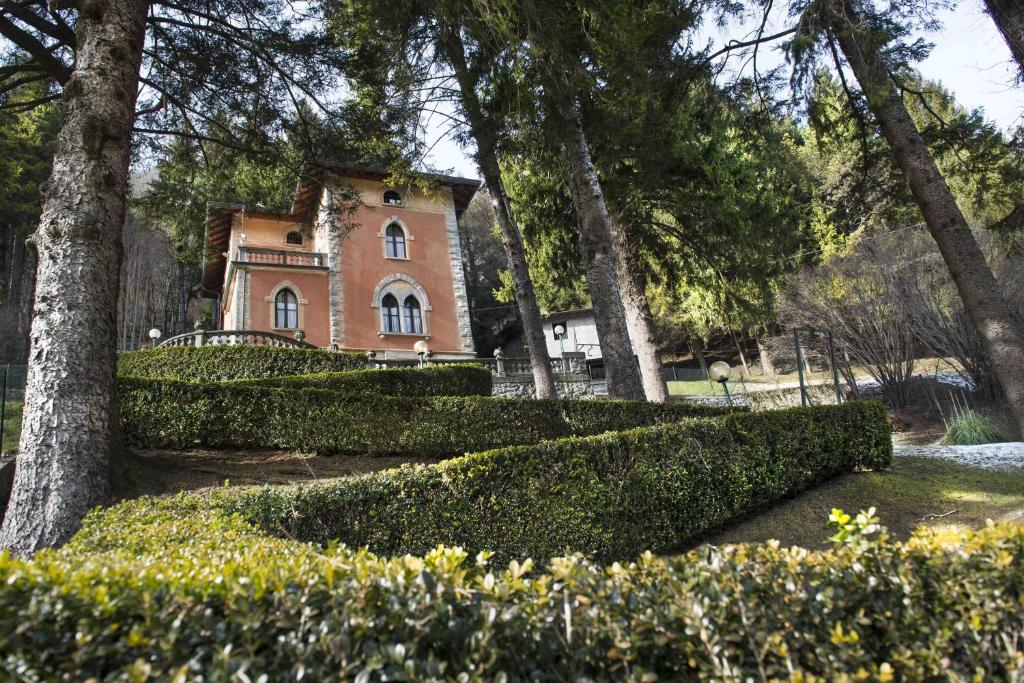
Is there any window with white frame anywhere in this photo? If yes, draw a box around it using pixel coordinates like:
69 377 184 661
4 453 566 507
381 293 401 333
275 288 298 328
385 222 407 259
403 295 423 334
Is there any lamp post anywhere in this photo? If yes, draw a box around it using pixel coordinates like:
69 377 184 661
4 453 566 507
148 328 162 349
414 340 431 368
553 323 566 355
708 360 733 406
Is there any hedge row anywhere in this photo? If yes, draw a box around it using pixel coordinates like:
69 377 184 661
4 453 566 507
118 345 368 381
232 401 892 562
118 377 733 456
2 497 1019 679
232 364 493 397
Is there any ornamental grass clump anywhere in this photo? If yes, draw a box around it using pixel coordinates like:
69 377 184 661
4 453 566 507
941 405 1009 445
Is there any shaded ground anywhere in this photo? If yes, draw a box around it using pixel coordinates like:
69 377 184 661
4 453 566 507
111 448 438 500
703 456 1024 549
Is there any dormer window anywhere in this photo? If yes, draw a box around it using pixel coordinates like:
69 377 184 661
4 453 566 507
286 231 303 245
383 190 402 206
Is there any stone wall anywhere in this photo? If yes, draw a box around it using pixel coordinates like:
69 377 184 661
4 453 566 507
492 376 595 399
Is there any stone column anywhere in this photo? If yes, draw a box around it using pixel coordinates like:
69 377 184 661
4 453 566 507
316 186 346 347
442 189 476 353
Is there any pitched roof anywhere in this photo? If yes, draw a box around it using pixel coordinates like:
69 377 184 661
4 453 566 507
201 160 481 293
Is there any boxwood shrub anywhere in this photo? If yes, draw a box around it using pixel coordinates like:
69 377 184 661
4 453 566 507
118 377 734 456
118 345 368 381
232 364 493 397
231 401 891 562
1 496 1019 680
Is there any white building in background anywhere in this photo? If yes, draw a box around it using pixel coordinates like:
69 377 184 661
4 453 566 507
544 309 602 360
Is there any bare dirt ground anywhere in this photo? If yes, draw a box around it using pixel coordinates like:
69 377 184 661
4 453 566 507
112 448 438 500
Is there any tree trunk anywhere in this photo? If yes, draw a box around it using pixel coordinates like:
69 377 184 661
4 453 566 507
438 28 557 399
609 216 669 401
732 332 751 377
0 0 148 555
984 0 1024 80
177 260 188 334
691 336 712 389
557 100 645 400
832 0 1024 436
756 336 776 376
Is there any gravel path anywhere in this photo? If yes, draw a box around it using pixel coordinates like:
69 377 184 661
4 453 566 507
895 442 1024 471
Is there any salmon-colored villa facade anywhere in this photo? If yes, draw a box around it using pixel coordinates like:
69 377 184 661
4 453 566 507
202 161 480 360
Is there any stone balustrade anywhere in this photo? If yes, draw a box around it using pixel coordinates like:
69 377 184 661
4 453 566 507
157 329 314 349
236 246 325 268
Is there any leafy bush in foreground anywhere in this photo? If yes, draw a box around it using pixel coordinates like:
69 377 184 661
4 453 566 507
118 378 734 456
231 401 892 562
232 364 493 397
2 496 1020 680
118 345 368 381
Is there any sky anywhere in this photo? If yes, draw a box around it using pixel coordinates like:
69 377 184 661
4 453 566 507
422 1 1024 180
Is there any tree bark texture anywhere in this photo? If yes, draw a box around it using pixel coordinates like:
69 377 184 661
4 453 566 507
0 0 148 555
608 216 669 401
832 0 1024 436
732 333 751 377
439 28 557 399
558 103 645 400
984 0 1024 80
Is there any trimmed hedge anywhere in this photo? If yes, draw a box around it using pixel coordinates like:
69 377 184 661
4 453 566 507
2 498 1020 679
232 364 493 397
119 377 734 456
118 345 368 381
231 401 892 562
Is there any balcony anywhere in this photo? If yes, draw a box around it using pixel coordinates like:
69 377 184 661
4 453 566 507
235 246 325 268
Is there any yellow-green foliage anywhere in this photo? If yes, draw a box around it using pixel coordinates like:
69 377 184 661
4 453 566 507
3 401 1012 680
2 493 1020 680
118 345 369 381
118 377 734 456
231 364 494 397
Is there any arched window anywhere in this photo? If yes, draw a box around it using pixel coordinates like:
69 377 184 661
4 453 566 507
385 223 407 259
275 288 298 329
381 294 401 333
383 190 402 206
403 295 423 334
286 231 303 245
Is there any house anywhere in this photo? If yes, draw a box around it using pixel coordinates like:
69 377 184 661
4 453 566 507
542 309 602 360
202 161 480 360
500 308 605 376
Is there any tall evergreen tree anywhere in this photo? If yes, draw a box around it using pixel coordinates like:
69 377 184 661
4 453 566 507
474 0 710 400
787 0 1024 435
331 0 559 398
984 0 1024 81
0 0 350 554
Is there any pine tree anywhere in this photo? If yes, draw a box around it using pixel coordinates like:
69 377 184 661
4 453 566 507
0 0 350 554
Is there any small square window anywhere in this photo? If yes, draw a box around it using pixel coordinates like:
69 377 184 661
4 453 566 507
383 190 402 206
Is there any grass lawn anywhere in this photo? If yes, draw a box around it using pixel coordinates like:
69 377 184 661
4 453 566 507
2 401 21 454
703 456 1024 549
667 371 847 397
